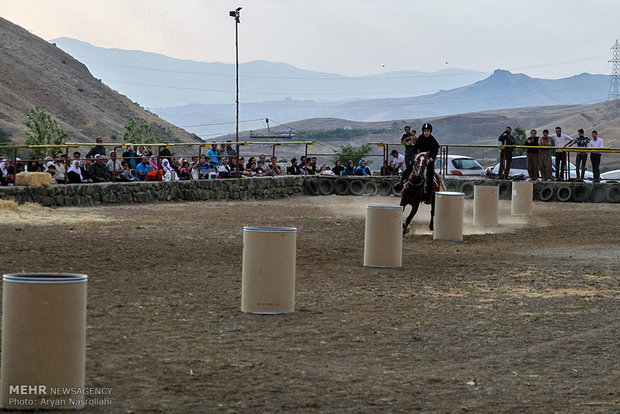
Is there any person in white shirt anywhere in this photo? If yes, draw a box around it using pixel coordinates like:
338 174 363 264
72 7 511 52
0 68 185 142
550 127 573 180
590 130 604 180
391 150 406 173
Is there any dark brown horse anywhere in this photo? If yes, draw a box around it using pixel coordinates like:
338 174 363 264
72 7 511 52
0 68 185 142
400 153 444 235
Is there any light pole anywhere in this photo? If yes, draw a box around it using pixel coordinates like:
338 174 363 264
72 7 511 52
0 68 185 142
229 7 241 175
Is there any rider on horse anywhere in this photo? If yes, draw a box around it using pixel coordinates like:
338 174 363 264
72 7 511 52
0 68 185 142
394 123 440 204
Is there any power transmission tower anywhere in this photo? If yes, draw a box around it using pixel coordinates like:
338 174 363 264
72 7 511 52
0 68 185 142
609 39 620 114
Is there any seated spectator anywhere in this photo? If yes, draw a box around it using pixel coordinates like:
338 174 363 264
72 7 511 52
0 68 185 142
244 160 257 177
178 159 192 180
26 159 43 172
381 160 396 176
88 154 112 182
161 158 178 181
287 158 301 175
135 156 151 181
245 157 256 170
67 160 91 183
196 155 214 179
265 157 282 176
106 151 124 176
170 154 180 172
118 161 137 182
332 160 344 176
45 162 58 184
255 160 266 176
217 160 231 178
297 156 307 172
53 152 66 183
85 137 107 159
355 160 371 176
7 159 25 184
80 158 94 182
391 150 406 173
148 155 159 171
343 160 356 175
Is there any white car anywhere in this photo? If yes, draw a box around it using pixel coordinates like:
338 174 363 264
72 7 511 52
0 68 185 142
434 155 485 177
485 156 594 179
601 169 620 180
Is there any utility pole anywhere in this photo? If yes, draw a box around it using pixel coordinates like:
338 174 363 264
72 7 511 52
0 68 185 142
229 7 242 175
609 39 620 115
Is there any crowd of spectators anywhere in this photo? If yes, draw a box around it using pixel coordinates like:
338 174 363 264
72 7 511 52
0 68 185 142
0 137 391 186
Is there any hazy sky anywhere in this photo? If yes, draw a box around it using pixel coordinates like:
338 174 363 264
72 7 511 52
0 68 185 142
2 0 620 78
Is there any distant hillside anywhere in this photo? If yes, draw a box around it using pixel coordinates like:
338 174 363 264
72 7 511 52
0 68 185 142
0 18 201 145
51 37 490 107
215 101 619 169
323 70 610 120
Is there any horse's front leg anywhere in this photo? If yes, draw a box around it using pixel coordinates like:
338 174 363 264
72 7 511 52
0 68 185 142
404 202 419 235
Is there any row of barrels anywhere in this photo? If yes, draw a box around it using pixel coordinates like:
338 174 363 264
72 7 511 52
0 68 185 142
305 177 620 203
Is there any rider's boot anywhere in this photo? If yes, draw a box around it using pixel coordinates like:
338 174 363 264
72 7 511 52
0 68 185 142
423 182 432 204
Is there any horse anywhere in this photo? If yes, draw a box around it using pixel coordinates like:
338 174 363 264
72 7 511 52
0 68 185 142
400 153 444 235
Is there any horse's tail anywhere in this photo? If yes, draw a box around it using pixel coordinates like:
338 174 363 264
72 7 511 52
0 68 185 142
435 173 445 191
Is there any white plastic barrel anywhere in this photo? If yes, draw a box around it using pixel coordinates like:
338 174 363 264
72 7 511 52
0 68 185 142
473 185 499 226
363 205 403 268
433 192 464 241
241 226 296 314
1 273 87 410
511 181 533 216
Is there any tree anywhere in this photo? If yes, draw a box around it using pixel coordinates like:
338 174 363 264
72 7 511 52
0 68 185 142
122 116 162 144
513 127 527 156
332 143 373 167
24 106 70 158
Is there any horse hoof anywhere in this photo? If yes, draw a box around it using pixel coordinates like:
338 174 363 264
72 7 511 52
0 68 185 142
429 225 433 231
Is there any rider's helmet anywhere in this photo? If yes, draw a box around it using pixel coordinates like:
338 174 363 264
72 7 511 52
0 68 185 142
422 123 432 132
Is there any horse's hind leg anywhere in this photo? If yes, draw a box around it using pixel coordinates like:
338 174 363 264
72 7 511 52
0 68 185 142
429 195 435 231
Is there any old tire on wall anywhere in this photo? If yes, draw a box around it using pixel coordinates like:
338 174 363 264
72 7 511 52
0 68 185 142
349 179 365 196
606 185 620 203
459 181 475 199
377 181 393 196
571 185 591 202
364 181 378 196
591 186 606 203
333 178 349 196
444 179 460 192
304 179 319 196
318 178 335 195
556 186 572 202
539 185 554 201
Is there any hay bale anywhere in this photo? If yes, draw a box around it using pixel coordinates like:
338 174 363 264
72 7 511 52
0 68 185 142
15 172 53 186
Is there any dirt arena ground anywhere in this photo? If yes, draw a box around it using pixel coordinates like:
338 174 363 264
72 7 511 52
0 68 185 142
0 195 618 413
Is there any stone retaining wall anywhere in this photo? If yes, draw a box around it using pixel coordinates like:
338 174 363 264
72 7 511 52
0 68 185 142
0 177 307 207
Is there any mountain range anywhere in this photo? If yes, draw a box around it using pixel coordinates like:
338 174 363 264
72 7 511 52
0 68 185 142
0 17 200 145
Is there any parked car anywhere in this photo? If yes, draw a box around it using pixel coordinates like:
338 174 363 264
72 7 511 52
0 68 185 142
434 155 485 177
601 169 620 180
485 156 594 179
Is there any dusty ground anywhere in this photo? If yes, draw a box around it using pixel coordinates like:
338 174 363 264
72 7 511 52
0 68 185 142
0 196 618 413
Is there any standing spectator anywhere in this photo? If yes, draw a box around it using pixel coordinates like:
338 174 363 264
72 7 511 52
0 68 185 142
551 127 573 180
401 125 417 168
85 137 106 159
159 145 171 161
355 160 371 176
538 129 553 181
286 158 301 175
381 160 396 176
525 129 539 180
206 144 220 166
135 156 151 181
332 160 344 176
122 142 137 169
391 150 406 173
224 141 236 163
343 160 356 176
498 126 515 179
590 130 603 181
572 129 590 179
266 156 282 176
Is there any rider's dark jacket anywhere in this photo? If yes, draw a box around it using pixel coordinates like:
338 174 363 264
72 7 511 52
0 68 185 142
411 134 440 160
